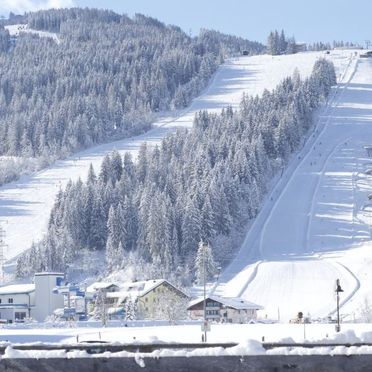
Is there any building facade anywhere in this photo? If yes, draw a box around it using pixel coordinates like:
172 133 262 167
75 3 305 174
188 295 263 323
91 279 189 320
0 272 64 323
0 284 35 322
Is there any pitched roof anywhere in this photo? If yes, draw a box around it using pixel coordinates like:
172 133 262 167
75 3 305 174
188 295 263 310
86 282 119 293
105 279 189 303
0 284 35 295
120 279 165 297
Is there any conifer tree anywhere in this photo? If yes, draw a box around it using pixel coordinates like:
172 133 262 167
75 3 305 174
195 242 217 285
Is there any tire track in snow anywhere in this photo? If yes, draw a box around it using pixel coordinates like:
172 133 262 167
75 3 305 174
327 261 361 316
208 260 262 298
304 137 352 251
236 261 262 298
305 58 359 250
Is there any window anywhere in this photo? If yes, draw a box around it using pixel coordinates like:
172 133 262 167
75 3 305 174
206 310 219 316
207 301 220 307
8 298 13 304
15 312 26 320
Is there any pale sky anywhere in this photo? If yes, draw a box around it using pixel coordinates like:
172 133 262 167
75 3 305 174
0 0 371 44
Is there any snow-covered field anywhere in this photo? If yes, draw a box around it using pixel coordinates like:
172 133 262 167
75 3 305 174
0 321 372 345
0 50 349 266
214 54 372 322
0 47 372 345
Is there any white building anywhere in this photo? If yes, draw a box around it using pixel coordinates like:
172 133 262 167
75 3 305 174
188 295 263 323
0 284 35 322
88 279 189 320
0 272 64 323
33 272 64 322
86 282 119 293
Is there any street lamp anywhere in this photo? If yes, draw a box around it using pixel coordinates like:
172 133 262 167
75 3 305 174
335 279 344 333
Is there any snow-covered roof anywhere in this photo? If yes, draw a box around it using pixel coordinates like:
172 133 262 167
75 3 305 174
0 284 35 295
107 307 124 315
34 272 64 277
119 279 165 297
105 279 188 303
188 295 263 310
86 282 119 293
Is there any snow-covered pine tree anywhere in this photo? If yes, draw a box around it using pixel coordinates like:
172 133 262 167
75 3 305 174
19 57 338 281
194 241 217 285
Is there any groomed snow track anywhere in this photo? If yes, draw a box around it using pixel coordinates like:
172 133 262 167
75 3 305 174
214 53 372 322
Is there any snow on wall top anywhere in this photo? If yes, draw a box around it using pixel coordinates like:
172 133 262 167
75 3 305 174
0 283 35 295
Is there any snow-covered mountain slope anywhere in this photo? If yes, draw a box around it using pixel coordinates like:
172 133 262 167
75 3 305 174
214 54 372 322
0 50 351 271
5 24 60 44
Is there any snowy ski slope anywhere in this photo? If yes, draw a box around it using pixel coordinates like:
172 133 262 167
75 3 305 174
5 24 60 44
214 53 372 322
1 50 347 268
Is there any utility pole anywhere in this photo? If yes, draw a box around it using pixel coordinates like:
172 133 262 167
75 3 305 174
102 290 107 327
0 224 7 280
202 241 207 343
335 279 344 332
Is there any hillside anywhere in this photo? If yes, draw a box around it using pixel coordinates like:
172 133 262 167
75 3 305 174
214 53 372 322
0 8 263 162
1 50 350 273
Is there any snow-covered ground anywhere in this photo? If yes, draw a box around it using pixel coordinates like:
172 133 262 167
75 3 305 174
0 50 349 268
5 24 60 44
0 321 372 345
214 54 372 322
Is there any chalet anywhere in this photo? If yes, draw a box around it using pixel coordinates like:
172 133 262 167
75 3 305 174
361 51 372 58
0 272 64 323
97 279 189 320
294 43 307 53
187 295 263 324
86 282 119 293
